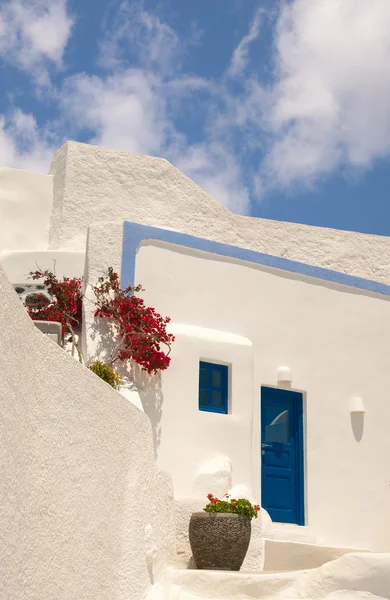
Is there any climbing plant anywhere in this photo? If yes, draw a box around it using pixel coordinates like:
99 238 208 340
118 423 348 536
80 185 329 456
28 269 83 362
92 267 175 374
27 267 174 375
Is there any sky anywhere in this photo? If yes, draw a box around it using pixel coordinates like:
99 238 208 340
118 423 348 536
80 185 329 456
1 0 390 235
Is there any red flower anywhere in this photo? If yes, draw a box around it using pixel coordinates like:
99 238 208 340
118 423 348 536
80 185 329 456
93 268 174 374
27 266 174 375
255 505 261 511
207 493 213 501
27 269 82 337
231 503 237 509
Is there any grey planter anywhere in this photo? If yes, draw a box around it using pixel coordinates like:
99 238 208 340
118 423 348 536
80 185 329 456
189 512 251 571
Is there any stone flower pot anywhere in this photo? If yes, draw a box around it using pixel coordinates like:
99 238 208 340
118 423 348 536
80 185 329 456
189 512 251 571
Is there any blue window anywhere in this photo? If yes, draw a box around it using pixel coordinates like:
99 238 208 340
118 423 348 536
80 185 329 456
198 361 228 414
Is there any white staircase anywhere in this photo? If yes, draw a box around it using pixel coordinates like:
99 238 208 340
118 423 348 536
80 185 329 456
262 523 367 572
263 538 366 572
263 523 317 544
149 553 390 600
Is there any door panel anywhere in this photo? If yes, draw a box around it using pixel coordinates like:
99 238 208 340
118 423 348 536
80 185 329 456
261 387 304 525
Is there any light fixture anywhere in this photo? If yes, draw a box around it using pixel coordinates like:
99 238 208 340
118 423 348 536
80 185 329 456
277 366 292 385
350 397 365 414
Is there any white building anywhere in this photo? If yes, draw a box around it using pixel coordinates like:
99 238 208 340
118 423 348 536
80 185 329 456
1 140 390 568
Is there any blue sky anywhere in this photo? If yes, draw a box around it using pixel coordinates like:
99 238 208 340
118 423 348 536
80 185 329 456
1 0 390 235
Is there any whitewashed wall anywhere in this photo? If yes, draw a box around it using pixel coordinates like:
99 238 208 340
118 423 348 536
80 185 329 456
156 324 254 499
1 141 389 283
1 250 85 283
0 265 175 600
132 241 390 552
0 168 53 256
48 141 390 283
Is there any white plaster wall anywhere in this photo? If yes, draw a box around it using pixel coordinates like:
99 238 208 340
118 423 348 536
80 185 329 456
1 250 85 283
81 221 124 364
81 222 146 411
155 324 254 499
0 264 175 600
0 168 53 256
48 141 390 283
133 241 390 552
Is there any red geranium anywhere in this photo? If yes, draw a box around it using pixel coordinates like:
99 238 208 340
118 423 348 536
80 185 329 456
204 493 260 520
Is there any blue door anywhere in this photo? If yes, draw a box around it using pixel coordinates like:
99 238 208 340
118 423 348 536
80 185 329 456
261 387 304 525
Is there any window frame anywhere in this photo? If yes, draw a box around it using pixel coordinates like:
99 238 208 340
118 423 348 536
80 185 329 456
198 361 229 414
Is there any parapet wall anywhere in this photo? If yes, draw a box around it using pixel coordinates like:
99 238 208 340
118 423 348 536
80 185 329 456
1 141 389 284
48 141 390 283
0 167 53 256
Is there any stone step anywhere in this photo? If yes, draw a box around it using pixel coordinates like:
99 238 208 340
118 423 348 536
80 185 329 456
155 553 390 600
161 567 307 600
263 522 317 544
263 539 367 572
152 553 387 600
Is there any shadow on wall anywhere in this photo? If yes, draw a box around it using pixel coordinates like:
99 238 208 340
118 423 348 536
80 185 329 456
350 413 364 442
87 312 164 456
131 363 164 458
89 312 118 364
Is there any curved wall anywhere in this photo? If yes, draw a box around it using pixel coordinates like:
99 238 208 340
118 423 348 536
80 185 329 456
0 265 175 600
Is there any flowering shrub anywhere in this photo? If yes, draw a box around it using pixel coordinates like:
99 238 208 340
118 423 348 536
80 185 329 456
204 494 260 520
88 360 122 390
27 266 174 375
93 267 175 374
28 270 82 336
28 269 83 361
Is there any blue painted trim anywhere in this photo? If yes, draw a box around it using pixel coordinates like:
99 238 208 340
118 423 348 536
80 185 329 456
122 221 390 297
296 392 305 527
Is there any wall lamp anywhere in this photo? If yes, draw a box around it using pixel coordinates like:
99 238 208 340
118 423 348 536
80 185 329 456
350 397 365 414
277 366 292 385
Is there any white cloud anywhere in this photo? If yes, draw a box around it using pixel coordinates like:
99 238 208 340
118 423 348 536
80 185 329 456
54 1 249 215
58 68 249 214
60 70 168 156
0 110 56 172
99 1 180 76
3 0 390 211
229 9 263 76
175 142 250 215
0 0 248 217
93 0 390 199
0 0 73 72
256 0 390 189
0 0 249 214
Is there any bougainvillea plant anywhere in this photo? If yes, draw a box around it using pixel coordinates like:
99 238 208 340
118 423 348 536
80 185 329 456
204 494 260 520
28 269 83 361
92 267 175 374
27 266 174 375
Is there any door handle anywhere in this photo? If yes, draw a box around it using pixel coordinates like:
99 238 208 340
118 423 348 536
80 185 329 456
262 443 272 448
